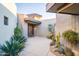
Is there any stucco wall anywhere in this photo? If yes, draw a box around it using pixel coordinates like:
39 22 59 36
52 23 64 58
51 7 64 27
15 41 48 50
56 13 79 55
0 3 17 44
35 19 56 37
17 14 28 38
56 13 79 35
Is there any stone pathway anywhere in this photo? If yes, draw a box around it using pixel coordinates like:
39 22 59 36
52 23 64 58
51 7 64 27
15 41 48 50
19 36 54 56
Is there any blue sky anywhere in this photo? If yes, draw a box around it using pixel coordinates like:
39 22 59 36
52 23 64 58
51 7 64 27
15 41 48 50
16 3 56 19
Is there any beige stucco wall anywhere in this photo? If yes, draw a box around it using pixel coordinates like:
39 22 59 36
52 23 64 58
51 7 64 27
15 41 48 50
56 13 79 55
17 14 28 38
56 13 79 35
0 3 17 44
35 19 56 37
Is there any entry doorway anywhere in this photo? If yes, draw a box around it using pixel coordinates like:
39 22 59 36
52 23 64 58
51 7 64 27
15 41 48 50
28 24 35 37
24 19 41 37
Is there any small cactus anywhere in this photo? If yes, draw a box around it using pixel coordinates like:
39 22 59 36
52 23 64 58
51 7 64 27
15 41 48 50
56 32 60 48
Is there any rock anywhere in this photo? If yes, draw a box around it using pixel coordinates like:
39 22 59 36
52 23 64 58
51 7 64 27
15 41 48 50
50 45 65 56
64 47 74 56
50 42 55 46
58 47 64 54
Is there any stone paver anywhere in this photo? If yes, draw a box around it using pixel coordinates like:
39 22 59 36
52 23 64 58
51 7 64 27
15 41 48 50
19 36 54 56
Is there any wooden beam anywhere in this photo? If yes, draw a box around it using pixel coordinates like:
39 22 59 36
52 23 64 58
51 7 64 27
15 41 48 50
57 3 74 13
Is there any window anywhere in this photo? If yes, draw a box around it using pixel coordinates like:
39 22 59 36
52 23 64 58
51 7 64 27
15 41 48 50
48 24 55 32
48 24 52 32
4 16 8 25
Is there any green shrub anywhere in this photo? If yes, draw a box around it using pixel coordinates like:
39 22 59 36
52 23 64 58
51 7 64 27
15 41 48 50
14 26 22 37
13 26 26 43
47 32 55 41
47 32 56 46
0 26 26 56
62 30 78 44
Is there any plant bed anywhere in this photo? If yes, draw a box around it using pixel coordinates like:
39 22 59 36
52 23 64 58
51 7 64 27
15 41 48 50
49 45 75 56
50 45 65 56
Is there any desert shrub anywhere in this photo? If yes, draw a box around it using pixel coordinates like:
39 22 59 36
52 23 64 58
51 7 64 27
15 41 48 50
62 30 78 44
47 32 55 41
47 32 56 46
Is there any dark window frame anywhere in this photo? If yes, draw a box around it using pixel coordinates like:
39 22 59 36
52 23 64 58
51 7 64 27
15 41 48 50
4 16 8 25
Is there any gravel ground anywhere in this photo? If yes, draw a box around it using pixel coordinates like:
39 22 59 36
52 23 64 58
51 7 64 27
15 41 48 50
19 36 54 56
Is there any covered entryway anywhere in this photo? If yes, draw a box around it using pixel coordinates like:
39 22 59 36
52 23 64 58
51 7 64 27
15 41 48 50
28 24 35 37
24 19 41 37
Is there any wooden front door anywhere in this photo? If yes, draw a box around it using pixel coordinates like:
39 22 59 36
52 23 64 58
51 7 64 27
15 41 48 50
28 24 35 37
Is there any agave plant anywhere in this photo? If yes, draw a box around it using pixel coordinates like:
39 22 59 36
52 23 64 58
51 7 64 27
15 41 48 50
12 35 26 44
0 26 26 56
0 37 24 56
13 26 26 43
